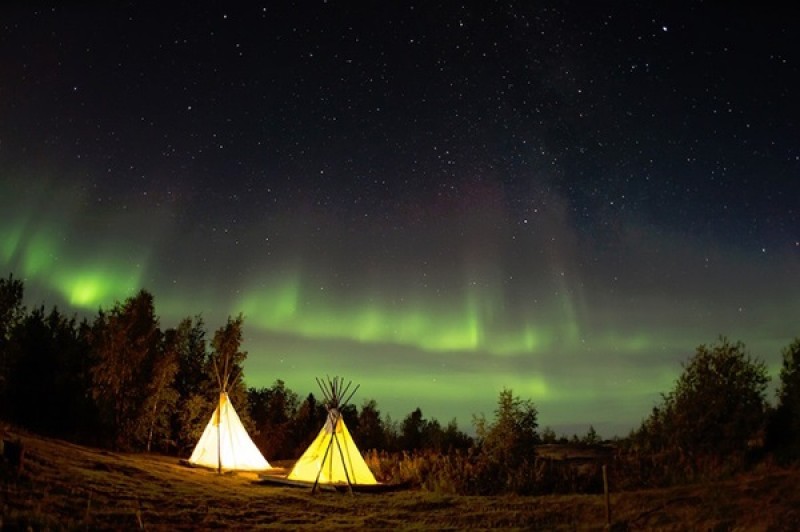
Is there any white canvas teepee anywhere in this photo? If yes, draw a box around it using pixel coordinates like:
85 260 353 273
287 377 377 491
188 323 270 473
189 391 270 471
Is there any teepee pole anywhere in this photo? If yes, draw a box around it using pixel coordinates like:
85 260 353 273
332 424 354 495
338 380 352 403
342 383 359 408
312 417 336 494
316 377 332 403
216 393 222 474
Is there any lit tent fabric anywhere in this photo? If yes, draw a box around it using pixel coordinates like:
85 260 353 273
189 392 271 471
287 408 377 485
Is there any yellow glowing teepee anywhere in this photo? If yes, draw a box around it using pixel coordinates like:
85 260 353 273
287 377 377 492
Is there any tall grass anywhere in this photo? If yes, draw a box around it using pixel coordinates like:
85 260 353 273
365 447 609 495
365 443 765 496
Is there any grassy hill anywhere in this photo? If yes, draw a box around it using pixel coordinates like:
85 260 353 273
2 427 799 530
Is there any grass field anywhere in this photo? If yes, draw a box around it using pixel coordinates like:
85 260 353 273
2 428 799 530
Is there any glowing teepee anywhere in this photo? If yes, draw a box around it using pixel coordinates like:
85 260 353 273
188 325 270 473
189 391 270 472
287 376 377 492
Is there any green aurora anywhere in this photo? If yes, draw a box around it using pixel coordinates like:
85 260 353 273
3 186 797 436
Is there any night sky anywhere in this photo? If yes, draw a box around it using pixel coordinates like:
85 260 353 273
2 2 798 437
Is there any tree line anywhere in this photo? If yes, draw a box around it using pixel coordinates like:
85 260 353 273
0 274 472 457
2 272 800 494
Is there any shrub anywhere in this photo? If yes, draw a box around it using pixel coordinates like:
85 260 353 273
631 337 769 481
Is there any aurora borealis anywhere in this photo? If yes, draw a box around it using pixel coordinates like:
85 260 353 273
1 3 798 437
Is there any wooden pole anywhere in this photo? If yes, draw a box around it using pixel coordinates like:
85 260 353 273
217 393 223 475
603 464 611 528
312 414 336 494
332 429 354 496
